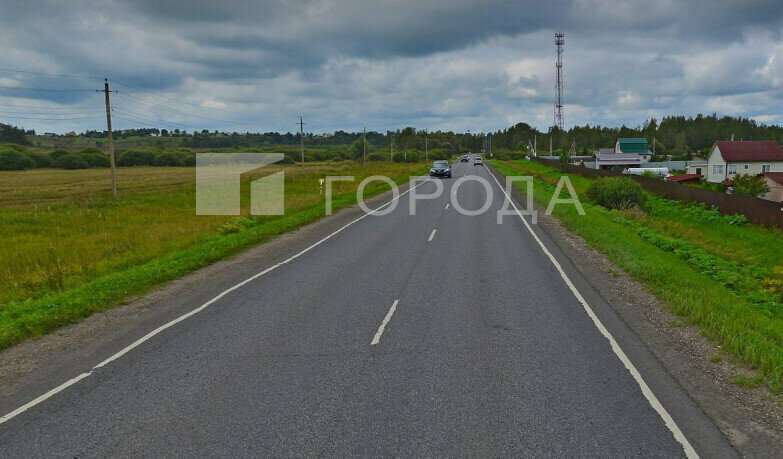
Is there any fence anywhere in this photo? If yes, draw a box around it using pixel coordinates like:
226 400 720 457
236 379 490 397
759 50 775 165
530 157 783 228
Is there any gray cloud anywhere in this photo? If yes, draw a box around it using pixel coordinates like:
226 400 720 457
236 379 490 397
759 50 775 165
0 0 781 133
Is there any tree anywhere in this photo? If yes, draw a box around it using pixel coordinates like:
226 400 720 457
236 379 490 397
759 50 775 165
732 174 770 197
351 137 370 160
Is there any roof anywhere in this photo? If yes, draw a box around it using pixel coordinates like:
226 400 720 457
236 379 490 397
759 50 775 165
714 141 783 162
667 174 702 183
596 152 642 165
617 138 650 154
764 172 783 185
597 148 614 155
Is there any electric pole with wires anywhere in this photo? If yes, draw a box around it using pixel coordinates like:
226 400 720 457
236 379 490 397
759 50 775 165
299 116 306 169
363 126 367 165
97 78 118 197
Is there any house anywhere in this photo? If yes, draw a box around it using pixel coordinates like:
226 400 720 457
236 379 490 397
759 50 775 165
666 173 702 184
686 161 708 176
615 138 652 163
595 152 642 170
761 173 783 203
705 141 783 183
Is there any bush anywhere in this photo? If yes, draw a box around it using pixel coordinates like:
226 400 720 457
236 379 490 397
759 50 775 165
732 173 770 197
176 151 196 166
53 154 90 170
49 149 70 161
154 152 183 166
366 152 387 162
117 150 156 166
80 153 110 168
25 152 52 168
78 147 103 155
586 177 647 210
0 150 34 170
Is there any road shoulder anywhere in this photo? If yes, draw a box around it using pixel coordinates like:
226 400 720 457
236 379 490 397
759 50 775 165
487 163 783 456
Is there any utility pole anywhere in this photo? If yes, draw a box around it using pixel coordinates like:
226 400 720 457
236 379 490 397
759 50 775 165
98 78 117 197
488 133 492 157
425 134 428 161
299 117 306 169
549 135 553 156
362 126 367 165
652 137 656 156
534 134 537 157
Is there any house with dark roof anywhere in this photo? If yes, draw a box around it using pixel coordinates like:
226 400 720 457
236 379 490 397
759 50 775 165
666 173 702 184
614 138 652 162
705 141 783 183
762 172 783 203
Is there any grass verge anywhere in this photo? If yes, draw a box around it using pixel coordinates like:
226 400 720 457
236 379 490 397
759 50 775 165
0 162 426 350
490 159 783 392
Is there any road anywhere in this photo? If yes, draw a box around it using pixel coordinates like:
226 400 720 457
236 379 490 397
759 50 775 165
0 160 735 457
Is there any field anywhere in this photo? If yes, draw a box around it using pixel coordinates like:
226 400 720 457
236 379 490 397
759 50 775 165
490 159 783 392
0 160 427 349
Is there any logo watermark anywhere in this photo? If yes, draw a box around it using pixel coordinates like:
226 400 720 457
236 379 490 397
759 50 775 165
196 156 584 223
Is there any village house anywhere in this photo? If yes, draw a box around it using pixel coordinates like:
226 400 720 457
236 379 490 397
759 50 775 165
614 138 652 163
762 173 783 203
705 141 783 183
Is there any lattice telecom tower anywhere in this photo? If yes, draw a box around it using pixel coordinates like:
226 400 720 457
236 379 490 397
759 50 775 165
554 31 565 130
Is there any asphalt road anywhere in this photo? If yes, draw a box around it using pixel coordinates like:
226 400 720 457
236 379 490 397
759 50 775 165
0 160 736 457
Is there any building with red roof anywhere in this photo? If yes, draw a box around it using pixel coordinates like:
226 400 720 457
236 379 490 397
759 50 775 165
762 172 783 203
705 140 783 183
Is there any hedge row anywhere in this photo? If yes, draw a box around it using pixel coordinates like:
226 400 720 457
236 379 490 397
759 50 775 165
0 145 197 170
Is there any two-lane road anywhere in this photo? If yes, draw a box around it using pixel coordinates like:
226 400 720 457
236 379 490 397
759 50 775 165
0 160 735 456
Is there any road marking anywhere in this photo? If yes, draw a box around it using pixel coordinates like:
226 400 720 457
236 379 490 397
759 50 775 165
0 179 432 426
445 203 450 209
371 300 399 345
486 168 698 459
428 229 437 241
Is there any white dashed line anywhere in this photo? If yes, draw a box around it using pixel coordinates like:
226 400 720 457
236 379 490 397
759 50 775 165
371 300 399 345
445 204 450 209
0 179 432 426
428 229 437 241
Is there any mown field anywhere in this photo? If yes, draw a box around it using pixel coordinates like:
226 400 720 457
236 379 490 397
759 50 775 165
490 159 783 392
0 161 427 349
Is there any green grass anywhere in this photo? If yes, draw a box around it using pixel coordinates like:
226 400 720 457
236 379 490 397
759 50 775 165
490 159 783 392
0 161 427 349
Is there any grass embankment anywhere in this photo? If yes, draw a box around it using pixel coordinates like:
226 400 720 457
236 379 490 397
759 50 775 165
0 161 427 349
490 159 783 392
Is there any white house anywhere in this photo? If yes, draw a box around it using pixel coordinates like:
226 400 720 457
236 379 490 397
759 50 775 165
705 141 783 183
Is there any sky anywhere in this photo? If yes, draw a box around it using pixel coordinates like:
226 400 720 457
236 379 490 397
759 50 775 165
0 0 781 134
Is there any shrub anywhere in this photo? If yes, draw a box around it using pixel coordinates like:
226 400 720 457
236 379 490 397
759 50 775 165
80 153 110 168
177 152 196 166
117 150 156 166
154 152 183 166
25 152 52 168
732 173 770 197
78 147 103 155
53 154 90 170
0 150 34 170
366 152 387 162
49 149 70 161
586 177 646 210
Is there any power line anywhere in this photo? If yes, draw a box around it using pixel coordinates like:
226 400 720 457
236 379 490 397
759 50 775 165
109 79 259 118
113 92 264 128
0 67 102 80
0 102 99 110
0 114 102 120
0 85 94 92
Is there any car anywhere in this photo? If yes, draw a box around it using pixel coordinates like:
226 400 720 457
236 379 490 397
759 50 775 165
430 160 452 178
474 157 484 166
460 155 469 162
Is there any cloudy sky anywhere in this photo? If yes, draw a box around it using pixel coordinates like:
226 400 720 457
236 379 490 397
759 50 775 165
0 0 781 134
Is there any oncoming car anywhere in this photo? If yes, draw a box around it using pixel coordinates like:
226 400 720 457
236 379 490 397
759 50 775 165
429 160 452 178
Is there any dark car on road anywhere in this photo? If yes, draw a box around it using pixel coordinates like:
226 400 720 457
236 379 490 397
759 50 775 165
460 155 469 162
430 160 452 178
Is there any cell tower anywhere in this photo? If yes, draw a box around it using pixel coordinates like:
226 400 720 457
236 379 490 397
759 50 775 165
554 31 565 130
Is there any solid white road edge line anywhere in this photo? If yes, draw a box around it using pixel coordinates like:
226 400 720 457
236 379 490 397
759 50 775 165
370 300 399 345
0 179 431 426
428 229 437 241
486 168 698 459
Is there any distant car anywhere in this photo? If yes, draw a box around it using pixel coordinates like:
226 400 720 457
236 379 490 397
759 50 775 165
430 160 452 178
460 155 469 162
474 157 484 166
